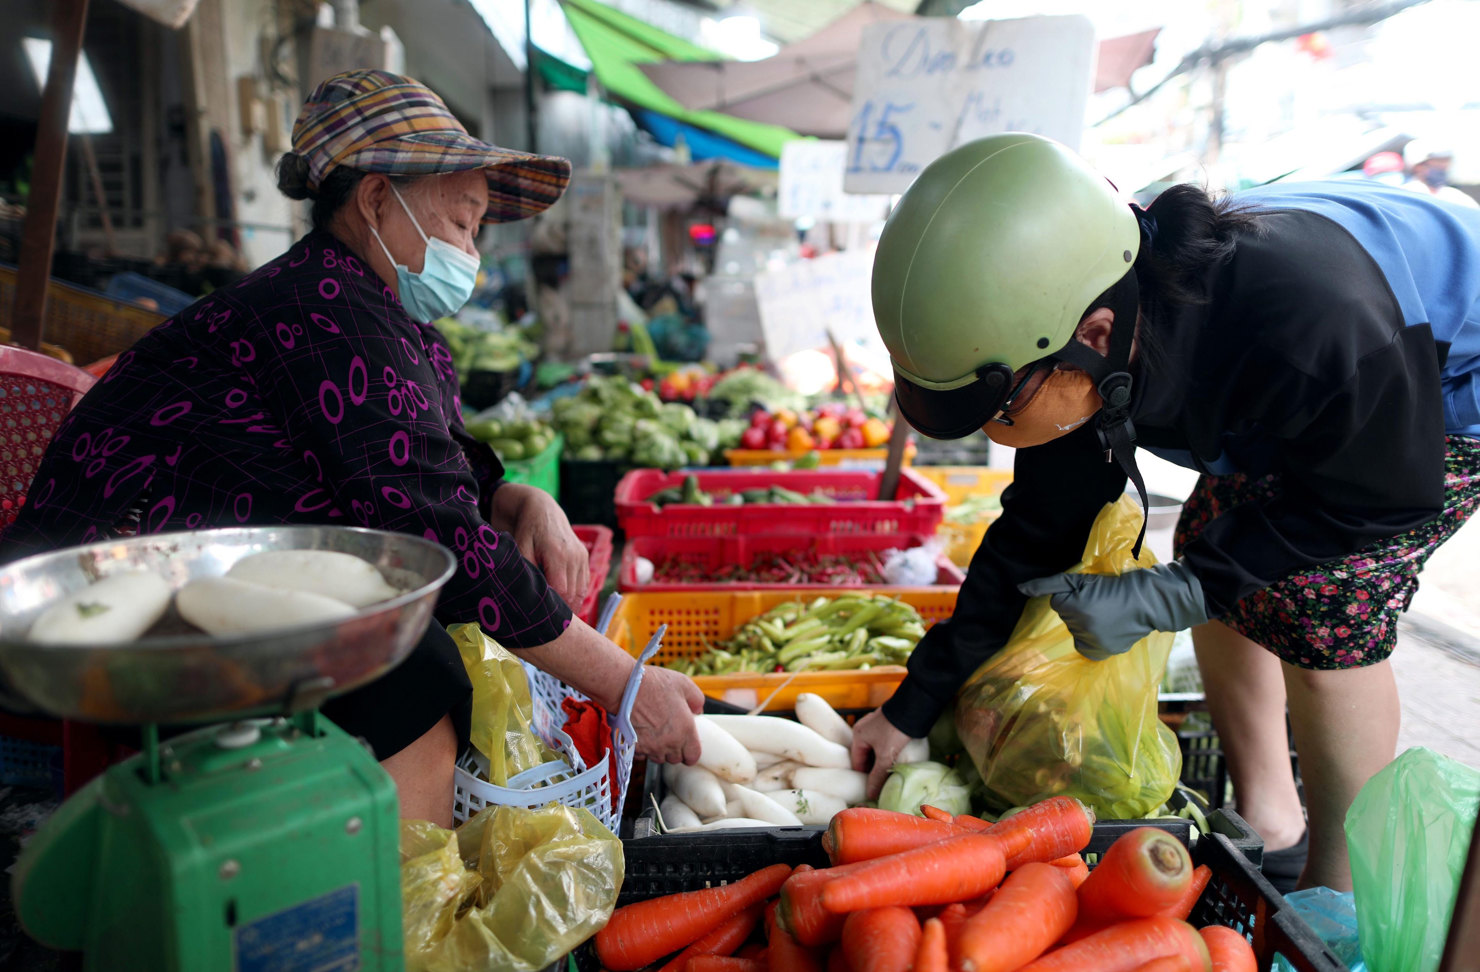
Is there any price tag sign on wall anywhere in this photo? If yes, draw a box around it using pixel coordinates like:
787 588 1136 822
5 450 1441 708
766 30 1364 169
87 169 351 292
844 15 1095 195
779 141 892 223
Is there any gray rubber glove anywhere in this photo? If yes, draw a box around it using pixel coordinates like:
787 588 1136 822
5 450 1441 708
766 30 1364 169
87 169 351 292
1017 560 1209 660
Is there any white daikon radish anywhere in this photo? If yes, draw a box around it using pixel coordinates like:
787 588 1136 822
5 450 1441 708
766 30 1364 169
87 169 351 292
736 786 803 827
795 693 854 748
751 751 786 769
703 715 851 768
662 763 727 818
722 798 744 819
28 571 172 645
769 789 849 826
899 737 930 764
658 794 702 831
695 716 757 783
175 576 355 636
226 550 401 608
790 767 868 806
668 818 775 833
752 760 802 792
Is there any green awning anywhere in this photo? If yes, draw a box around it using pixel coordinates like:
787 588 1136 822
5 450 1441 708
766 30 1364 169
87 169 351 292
553 0 801 159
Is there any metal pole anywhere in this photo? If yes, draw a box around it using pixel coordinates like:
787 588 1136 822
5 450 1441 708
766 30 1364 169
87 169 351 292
11 0 91 351
524 0 538 153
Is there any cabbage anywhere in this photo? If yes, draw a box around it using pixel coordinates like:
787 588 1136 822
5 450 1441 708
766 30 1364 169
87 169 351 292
877 761 972 817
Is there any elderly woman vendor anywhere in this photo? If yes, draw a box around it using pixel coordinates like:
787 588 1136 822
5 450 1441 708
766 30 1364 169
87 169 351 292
0 71 703 825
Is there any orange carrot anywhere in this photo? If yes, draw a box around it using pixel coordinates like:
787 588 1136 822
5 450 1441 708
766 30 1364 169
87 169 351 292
1199 926 1255 972
826 945 851 972
656 905 763 972
920 805 955 823
596 863 793 971
915 918 949 972
1019 917 1211 972
1129 958 1192 972
1077 828 1193 925
954 813 994 832
1049 853 1091 889
958 862 1078 972
822 833 1007 912
767 900 824 972
962 891 996 917
986 797 1096 868
779 860 873 946
823 808 963 864
841 907 921 972
936 902 969 970
1158 866 1211 921
687 958 765 972
736 944 766 961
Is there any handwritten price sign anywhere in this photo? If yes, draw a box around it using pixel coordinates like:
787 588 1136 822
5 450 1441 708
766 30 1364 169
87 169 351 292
844 15 1095 195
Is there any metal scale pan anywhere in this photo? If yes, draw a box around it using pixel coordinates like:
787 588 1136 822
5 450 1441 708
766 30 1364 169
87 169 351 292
0 525 456 725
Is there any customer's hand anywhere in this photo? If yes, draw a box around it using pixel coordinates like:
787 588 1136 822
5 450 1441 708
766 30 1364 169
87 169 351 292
851 708 912 799
630 666 704 765
497 485 591 610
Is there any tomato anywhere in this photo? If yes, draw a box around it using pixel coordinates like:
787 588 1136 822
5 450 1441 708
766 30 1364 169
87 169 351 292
838 428 866 450
844 408 868 428
749 410 772 429
740 426 767 450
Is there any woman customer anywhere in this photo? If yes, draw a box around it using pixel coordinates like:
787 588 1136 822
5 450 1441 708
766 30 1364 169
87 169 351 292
851 133 1480 892
1 71 703 826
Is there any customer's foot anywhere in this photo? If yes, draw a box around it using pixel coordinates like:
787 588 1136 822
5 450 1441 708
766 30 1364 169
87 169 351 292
1260 828 1308 895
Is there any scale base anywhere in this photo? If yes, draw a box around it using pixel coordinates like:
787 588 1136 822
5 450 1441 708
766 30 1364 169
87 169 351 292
12 716 403 971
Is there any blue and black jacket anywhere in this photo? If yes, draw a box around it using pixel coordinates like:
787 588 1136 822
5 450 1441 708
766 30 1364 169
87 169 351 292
886 181 1480 737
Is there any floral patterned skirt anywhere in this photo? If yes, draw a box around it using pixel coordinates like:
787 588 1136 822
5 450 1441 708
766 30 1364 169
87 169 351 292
1173 435 1480 669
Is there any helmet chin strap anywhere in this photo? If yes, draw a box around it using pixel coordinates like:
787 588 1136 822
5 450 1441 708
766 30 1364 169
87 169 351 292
1048 269 1150 559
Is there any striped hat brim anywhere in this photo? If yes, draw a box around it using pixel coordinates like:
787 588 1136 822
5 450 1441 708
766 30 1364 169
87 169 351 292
342 130 570 223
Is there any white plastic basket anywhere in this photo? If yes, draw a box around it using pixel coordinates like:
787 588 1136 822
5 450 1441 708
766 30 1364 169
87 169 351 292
452 595 660 831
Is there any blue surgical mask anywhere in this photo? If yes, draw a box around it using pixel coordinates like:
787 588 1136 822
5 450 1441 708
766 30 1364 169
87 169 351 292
1422 167 1450 189
370 185 480 322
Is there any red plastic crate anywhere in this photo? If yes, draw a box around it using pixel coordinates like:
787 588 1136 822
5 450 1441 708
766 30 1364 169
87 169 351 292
572 525 613 626
619 533 964 591
613 468 947 539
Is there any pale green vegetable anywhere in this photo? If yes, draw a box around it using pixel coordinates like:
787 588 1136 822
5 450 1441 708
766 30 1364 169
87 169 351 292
878 761 972 818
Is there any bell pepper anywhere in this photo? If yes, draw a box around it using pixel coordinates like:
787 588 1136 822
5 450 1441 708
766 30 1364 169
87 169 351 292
786 426 816 452
861 417 891 448
812 415 842 442
838 427 866 450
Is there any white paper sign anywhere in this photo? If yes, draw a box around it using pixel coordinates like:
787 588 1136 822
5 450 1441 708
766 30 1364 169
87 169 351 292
779 141 891 223
753 247 880 363
844 15 1095 195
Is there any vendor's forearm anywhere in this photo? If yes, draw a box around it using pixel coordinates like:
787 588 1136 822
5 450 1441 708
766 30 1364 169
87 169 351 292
515 618 636 712
484 481 532 532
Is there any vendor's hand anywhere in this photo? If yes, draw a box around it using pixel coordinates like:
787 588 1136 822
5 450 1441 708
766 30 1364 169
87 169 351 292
1017 559 1209 660
851 708 911 800
497 485 590 610
630 665 704 765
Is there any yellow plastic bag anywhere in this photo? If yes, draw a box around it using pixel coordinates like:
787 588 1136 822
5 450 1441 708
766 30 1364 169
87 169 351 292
451 623 559 785
400 804 624 972
954 495 1182 820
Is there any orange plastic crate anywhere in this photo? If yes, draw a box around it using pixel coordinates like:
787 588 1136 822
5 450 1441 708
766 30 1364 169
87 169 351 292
605 589 958 712
723 445 916 468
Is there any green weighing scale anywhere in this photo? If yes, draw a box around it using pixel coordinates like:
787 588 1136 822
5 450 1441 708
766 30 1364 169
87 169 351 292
0 526 456 971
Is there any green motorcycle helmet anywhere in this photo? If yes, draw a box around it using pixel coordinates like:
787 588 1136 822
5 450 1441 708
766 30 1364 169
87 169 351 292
872 133 1141 439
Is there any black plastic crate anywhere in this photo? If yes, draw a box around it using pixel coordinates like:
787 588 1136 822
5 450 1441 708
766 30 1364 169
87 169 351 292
559 459 632 530
569 824 1338 972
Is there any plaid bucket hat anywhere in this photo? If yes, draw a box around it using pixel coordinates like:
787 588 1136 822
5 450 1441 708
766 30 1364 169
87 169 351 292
291 70 570 223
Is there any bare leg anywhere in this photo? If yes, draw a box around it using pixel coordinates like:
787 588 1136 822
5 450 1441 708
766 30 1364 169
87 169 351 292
379 713 457 827
1282 659 1399 891
1191 620 1306 850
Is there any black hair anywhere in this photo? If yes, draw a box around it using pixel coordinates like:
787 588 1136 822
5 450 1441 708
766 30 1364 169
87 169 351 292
275 153 415 231
1129 183 1261 378
1134 183 1260 310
